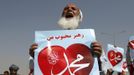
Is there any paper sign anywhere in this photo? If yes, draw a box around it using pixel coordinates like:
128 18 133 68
34 29 100 75
107 44 124 72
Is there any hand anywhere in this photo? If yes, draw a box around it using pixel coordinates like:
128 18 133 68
91 42 102 58
29 43 38 58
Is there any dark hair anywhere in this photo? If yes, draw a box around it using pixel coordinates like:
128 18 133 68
4 71 9 73
9 64 19 71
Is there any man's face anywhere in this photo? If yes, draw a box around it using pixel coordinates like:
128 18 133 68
10 69 17 75
62 3 80 18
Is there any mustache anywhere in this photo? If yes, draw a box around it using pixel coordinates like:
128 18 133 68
66 10 75 15
63 10 75 18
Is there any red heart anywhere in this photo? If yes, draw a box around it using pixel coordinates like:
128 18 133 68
108 50 123 66
38 43 94 75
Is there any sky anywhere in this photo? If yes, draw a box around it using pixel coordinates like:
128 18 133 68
0 0 134 74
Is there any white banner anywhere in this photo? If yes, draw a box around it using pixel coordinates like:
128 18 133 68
34 29 100 75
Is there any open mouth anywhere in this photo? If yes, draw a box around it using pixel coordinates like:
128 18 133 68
65 12 74 18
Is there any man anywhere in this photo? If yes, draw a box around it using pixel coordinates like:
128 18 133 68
29 3 102 75
126 42 134 75
9 64 19 75
30 3 102 59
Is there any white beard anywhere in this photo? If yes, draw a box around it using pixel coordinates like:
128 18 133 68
58 16 80 30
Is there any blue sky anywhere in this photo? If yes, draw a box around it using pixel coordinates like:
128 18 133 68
0 0 134 74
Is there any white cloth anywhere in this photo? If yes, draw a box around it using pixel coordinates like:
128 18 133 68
29 56 34 70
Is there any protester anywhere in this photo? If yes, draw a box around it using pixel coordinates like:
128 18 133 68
126 44 134 75
29 3 102 59
29 3 103 75
9 64 20 75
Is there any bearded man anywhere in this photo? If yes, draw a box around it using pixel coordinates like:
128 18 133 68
29 3 102 75
58 3 83 30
